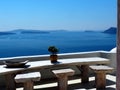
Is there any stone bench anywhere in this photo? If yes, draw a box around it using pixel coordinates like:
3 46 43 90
89 65 114 89
52 68 75 90
15 72 41 90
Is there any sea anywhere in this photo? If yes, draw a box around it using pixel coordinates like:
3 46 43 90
0 30 116 58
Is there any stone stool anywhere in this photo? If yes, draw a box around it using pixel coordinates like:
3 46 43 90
15 72 41 90
89 65 114 89
52 68 75 90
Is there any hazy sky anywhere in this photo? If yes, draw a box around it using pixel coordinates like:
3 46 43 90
0 0 117 31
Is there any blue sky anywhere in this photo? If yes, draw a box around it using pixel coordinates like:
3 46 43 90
0 0 117 31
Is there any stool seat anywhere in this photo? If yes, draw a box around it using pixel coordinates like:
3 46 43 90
90 65 114 73
52 68 75 77
15 72 41 90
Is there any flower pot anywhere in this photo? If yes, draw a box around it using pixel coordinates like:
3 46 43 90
50 55 58 63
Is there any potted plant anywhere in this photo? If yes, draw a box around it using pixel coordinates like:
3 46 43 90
48 46 59 63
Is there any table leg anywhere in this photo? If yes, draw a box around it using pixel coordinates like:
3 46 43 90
77 65 89 83
5 74 16 90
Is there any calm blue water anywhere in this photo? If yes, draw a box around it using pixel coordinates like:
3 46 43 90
0 31 116 58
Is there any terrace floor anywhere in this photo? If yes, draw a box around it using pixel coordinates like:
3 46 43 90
15 73 116 90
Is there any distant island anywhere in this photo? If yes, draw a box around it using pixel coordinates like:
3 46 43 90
12 29 50 34
84 30 96 32
0 29 50 35
0 27 117 35
103 27 117 34
0 32 15 35
20 30 49 34
0 29 69 35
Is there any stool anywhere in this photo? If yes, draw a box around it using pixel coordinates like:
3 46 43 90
52 68 75 90
15 72 41 90
89 65 114 89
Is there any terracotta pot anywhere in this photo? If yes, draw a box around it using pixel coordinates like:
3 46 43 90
50 55 58 63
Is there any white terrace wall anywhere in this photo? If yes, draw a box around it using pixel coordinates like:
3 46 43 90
0 50 116 87
100 51 116 69
0 51 102 64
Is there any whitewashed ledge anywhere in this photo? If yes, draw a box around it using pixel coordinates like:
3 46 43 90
0 50 116 68
0 50 116 87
